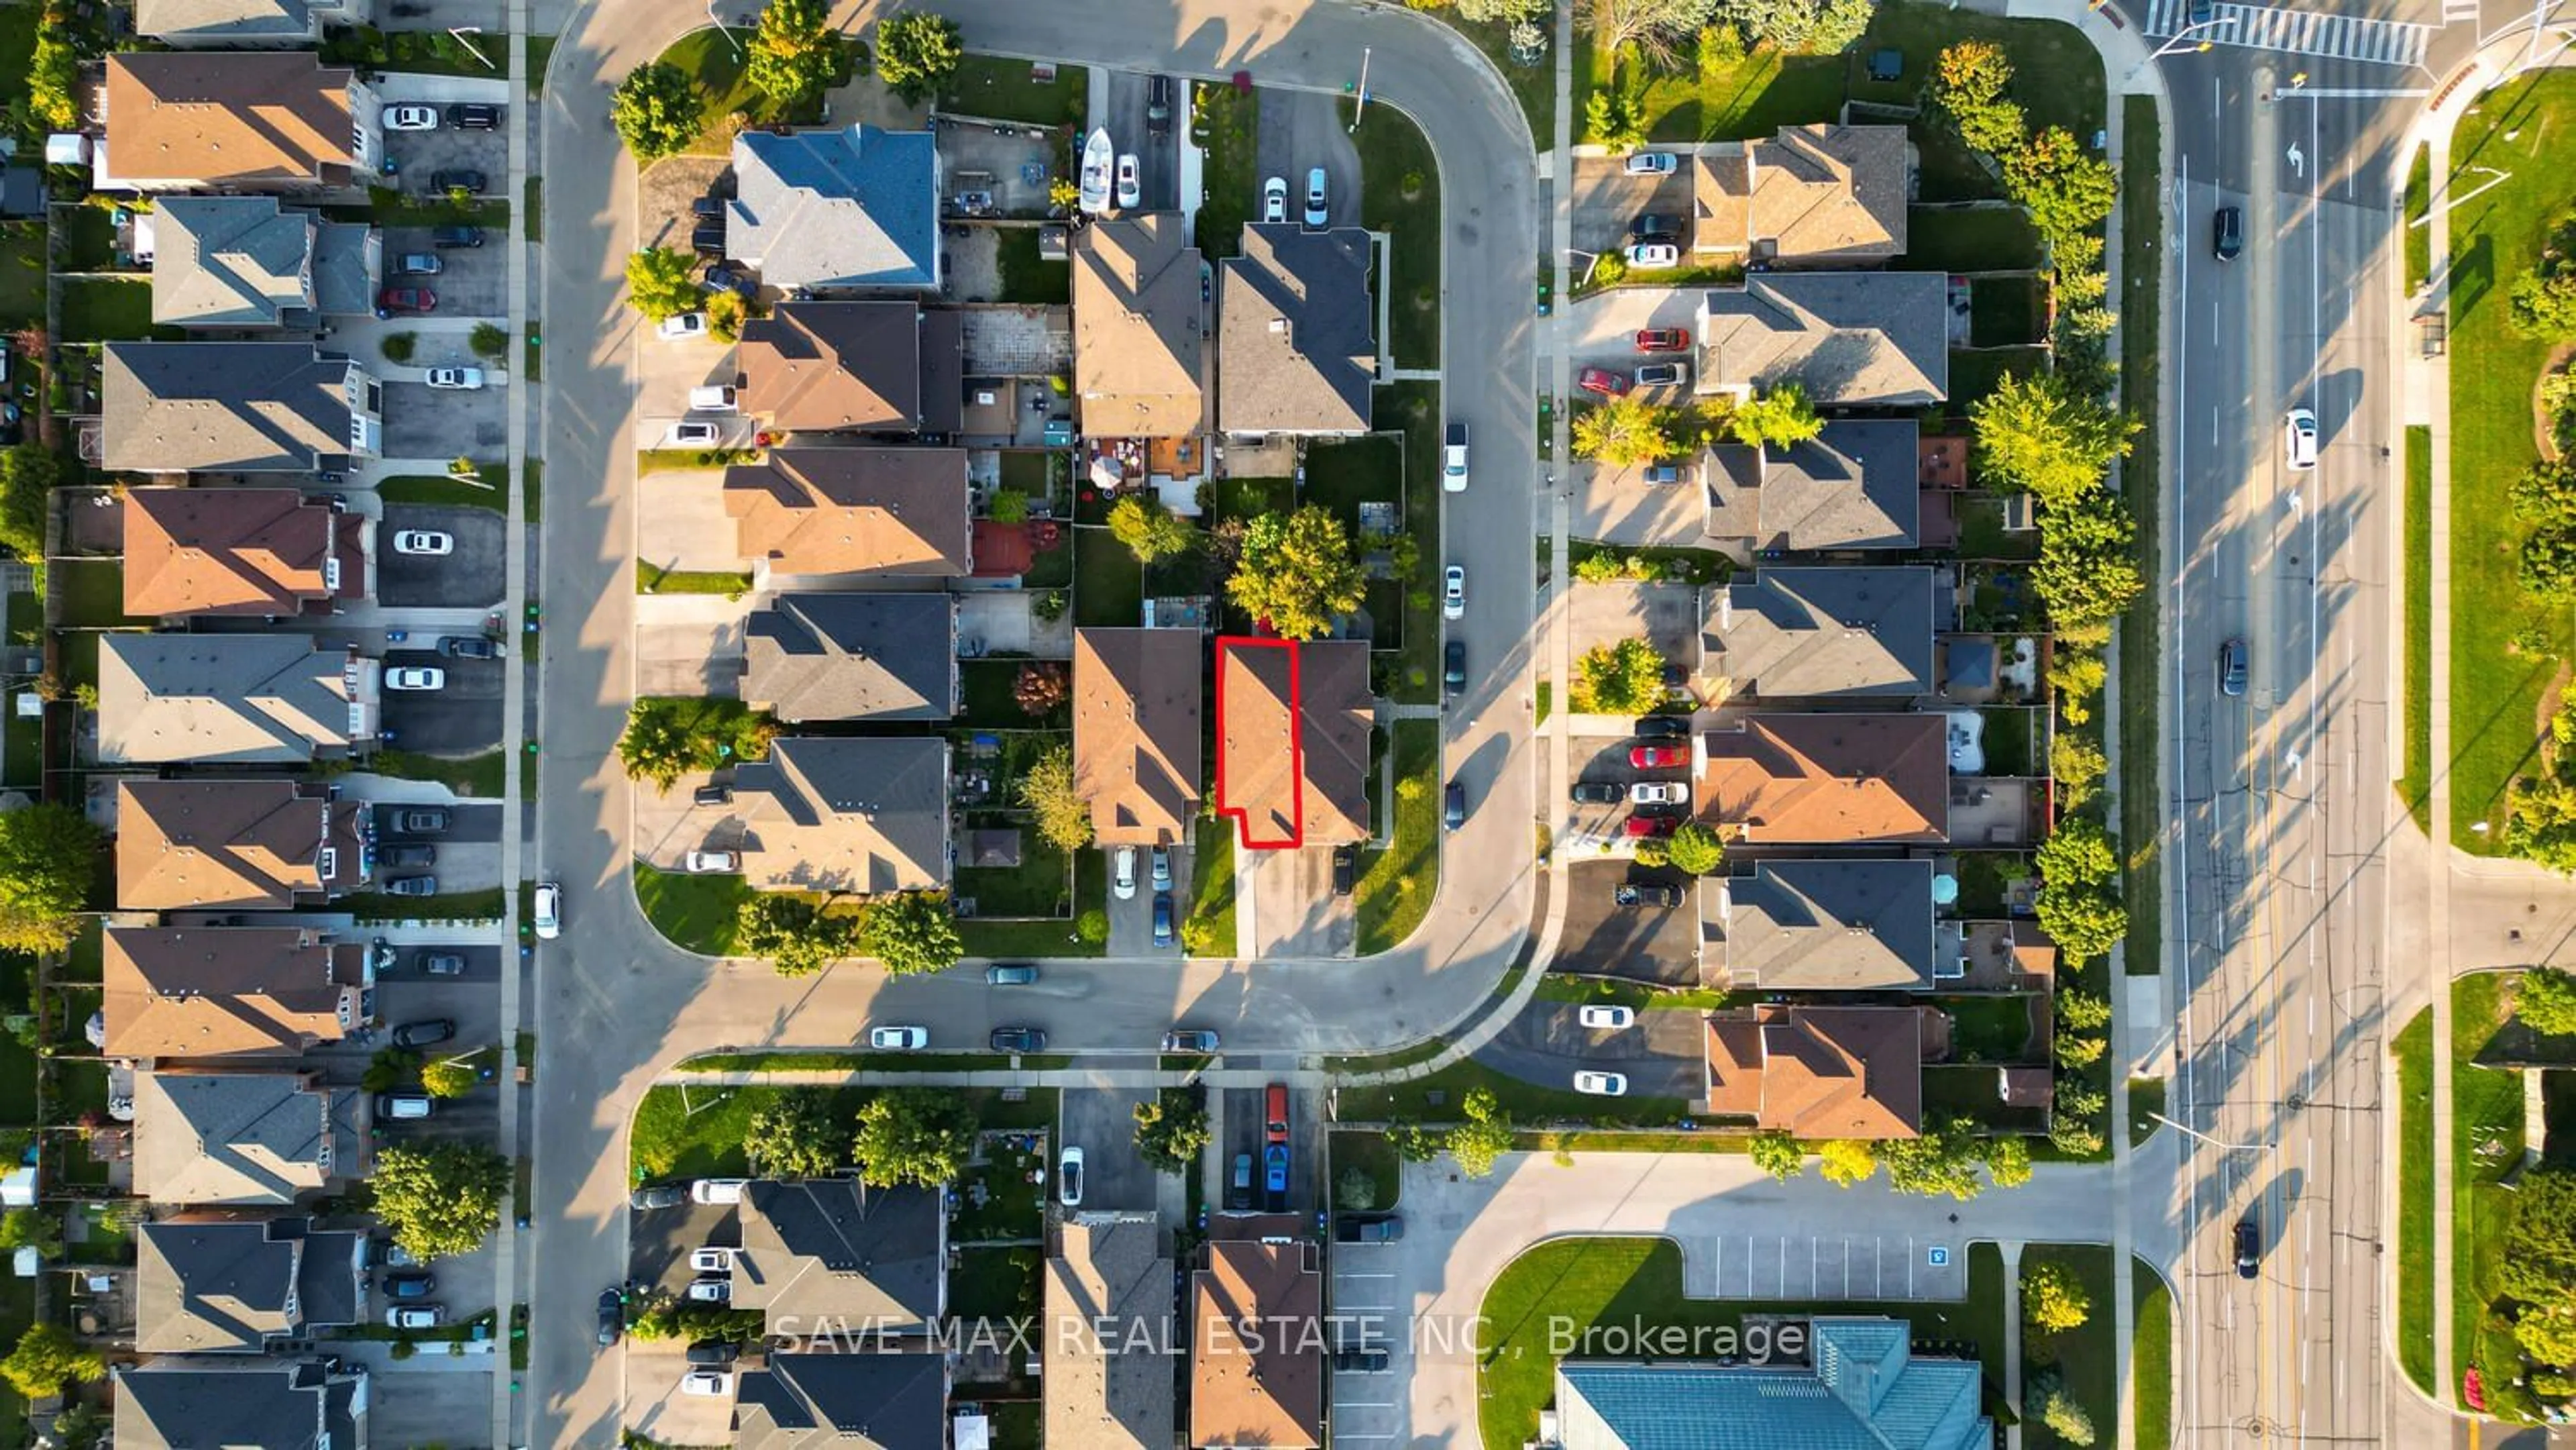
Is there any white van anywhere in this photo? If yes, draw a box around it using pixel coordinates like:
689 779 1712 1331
688 384 738 412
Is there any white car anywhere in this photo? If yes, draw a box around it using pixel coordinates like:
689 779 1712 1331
869 1025 930 1050
1628 781 1689 807
1442 564 1465 621
533 881 561 939
680 1370 735 1398
1443 423 1468 493
683 849 739 873
1112 845 1138 900
1304 166 1329 227
386 1305 443 1329
1578 1004 1636 1031
667 421 720 447
1059 1145 1085 1207
2284 407 2318 471
382 104 440 131
425 366 484 390
657 311 707 341
1574 1070 1630 1096
1262 175 1289 225
1116 153 1141 209
692 1177 749 1204
1623 152 1677 175
1625 242 1681 269
386 666 446 691
688 1247 734 1273
392 529 453 556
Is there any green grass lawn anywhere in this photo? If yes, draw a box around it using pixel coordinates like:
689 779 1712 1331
2440 71 2576 849
1443 13 1553 147
1981 705 2034 775
372 747 506 798
959 658 1069 729
1340 1054 1689 1127
1948 346 2047 409
380 473 508 511
525 33 559 97
2393 1006 2436 1395
58 278 170 343
949 1247 1042 1320
1582 36 1845 146
343 887 506 922
1073 527 1143 627
1937 994 2034 1061
2454 972 2532 1412
2402 425 2433 833
635 862 751 955
2133 1258 2173 1450
956 829 1073 918
1332 1131 1400 1209
51 1057 109 1121
0 221 44 327
936 56 1086 127
1906 205 2043 271
2405 141 2432 295
2118 91 2163 980
1851 3 2103 138
636 562 754 596
54 559 138 629
631 1084 1057 1181
1477 1237 2006 1450
1193 81 1258 260
54 207 117 274
956 917 1103 957
994 227 1071 305
1968 274 2042 346
1301 434 1403 527
1352 101 1441 370
657 28 760 156
1182 829 1236 955
1354 719 1438 955
2023 1244 2119 1449
2127 1075 2165 1147
1381 382 1444 701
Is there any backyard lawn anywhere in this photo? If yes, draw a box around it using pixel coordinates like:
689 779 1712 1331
634 862 751 955
1907 205 2043 272
1073 527 1143 628
1968 274 2043 346
1937 994 2034 1061
58 278 170 343
994 228 1070 305
54 560 139 629
0 221 42 326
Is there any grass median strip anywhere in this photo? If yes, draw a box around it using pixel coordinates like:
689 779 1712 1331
2402 425 2432 832
2118 91 2164 978
1354 718 1440 955
2394 1006 2435 1394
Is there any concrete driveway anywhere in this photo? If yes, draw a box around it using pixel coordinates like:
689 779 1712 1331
1563 580 1701 665
1246 841 1355 959
1571 460 1719 548
380 505 506 609
386 382 509 458
635 470 748 575
1472 999 1708 1100
1058 1086 1157 1212
1255 88 1362 232
1552 861 1701 984
369 1360 498 1448
369 800 506 844
1104 841 1185 955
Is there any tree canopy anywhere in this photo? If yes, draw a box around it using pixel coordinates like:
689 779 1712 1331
1729 382 1825 450
2002 126 2119 248
2023 1259 2092 1330
1225 506 1366 640
372 1141 511 1261
746 0 851 109
616 697 775 791
611 62 702 162
1445 1088 1515 1178
419 1059 478 1098
1749 1131 1804 1180
0 804 101 955
1133 1090 1211 1173
1931 40 2023 156
1108 496 1195 563
1572 637 1668 715
1972 371 2137 509
1878 1116 1986 1200
1817 1138 1878 1186
857 890 965 976
625 247 706 323
1019 743 1094 853
1572 395 1680 466
873 13 962 102
1664 821 1725 875
737 892 859 976
2522 967 2576 1035
1721 0 1878 54
745 1090 848 1180
0 442 58 568
853 1088 975 1186
0 1324 104 1400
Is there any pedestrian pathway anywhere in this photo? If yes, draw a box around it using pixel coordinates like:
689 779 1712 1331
2141 0 2432 68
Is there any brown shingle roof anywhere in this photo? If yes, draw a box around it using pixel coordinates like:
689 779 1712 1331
1046 1216 1175 1450
1695 714 1948 844
116 778 368 910
1191 1239 1322 1449
1703 1004 1923 1139
733 736 950 894
102 925 365 1061
1073 214 1206 438
123 488 364 619
737 302 962 433
104 52 357 189
1693 126 1908 261
1073 628 1202 846
1214 638 1371 849
724 448 971 579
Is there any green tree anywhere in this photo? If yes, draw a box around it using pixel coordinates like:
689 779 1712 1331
1749 1131 1804 1181
372 1141 511 1261
1722 0 1877 54
1132 1090 1210 1173
744 1089 847 1179
747 0 850 109
2508 771 2576 872
2055 1031 2108 1068
611 61 702 162
1931 40 2023 156
2051 731 2108 810
2036 817 2128 963
873 13 963 103
1386 1120 1441 1163
1572 395 1680 466
1817 1138 1878 1186
1584 87 1647 152
2033 493 2144 628
988 489 1031 525
1018 743 1094 853
616 697 775 790
2517 1301 2576 1365
1445 1088 1515 1178
1880 1116 1985 1200
0 804 100 955
469 322 509 359
857 891 964 976
28 28 78 133
625 246 706 323
1336 1166 1379 1210
0 1209 60 1261
0 444 58 574
1226 506 1366 640
1728 382 1825 450
0 1324 104 1401
2522 967 2576 1035
2024 1258 2093 1329
1572 637 1668 715
2514 264 2576 340
2499 1168 2576 1308
851 1088 975 1186
1972 371 2137 510
2056 990 2112 1032
1664 822 1725 876
706 289 749 344
1457 0 1550 19
419 1059 477 1098
2003 126 2119 246
1979 1133 2033 1188
1108 495 1194 564
2038 1387 2098 1447
736 892 857 976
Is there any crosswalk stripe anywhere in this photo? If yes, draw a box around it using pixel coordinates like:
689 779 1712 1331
2140 0 2428 67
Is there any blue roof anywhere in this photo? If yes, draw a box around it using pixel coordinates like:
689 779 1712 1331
1558 1320 1990 1450
728 124 937 290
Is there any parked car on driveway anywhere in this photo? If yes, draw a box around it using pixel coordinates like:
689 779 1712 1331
1113 846 1137 900
657 313 707 342
376 287 435 315
446 103 501 130
382 104 439 130
1622 152 1677 175
629 1184 684 1210
1570 781 1625 805
1304 166 1329 226
392 252 442 275
683 849 739 873
1574 1070 1630 1096
439 635 499 659
398 807 449 833
1633 715 1690 739
386 666 445 691
380 843 435 868
666 421 720 446
991 1025 1048 1053
692 1178 748 1204
386 1305 443 1329
1613 883 1682 909
1634 327 1690 352
384 1270 437 1298
1578 1004 1638 1029
390 1019 454 1049
1151 892 1174 947
1576 366 1631 397
1629 743 1686 769
1634 361 1689 387
685 1278 731 1304
1641 462 1692 485
1263 175 1288 225
420 951 465 976
680 1370 734 1397
392 529 451 556
423 366 483 390
1625 242 1681 269
386 874 439 896
1059 1146 1085 1206
1116 154 1141 209
1628 781 1688 807
431 225 484 248
1336 1214 1403 1243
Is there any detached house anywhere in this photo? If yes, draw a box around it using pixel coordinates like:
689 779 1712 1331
150 196 377 329
735 1352 949 1449
133 1066 362 1204
113 1357 369 1450
737 301 963 435
1692 123 1910 264
98 634 379 764
138 0 368 46
725 448 971 585
1694 713 1949 844
1073 627 1202 847
136 1215 366 1353
1218 224 1375 437
726 124 940 292
122 488 367 621
1695 274 1949 407
1699 567 1939 701
115 778 372 911
1700 860 1940 992
731 1178 946 1335
104 342 382 473
1048 1216 1175 1450
100 52 379 192
1213 638 1371 850
1073 214 1207 438
1191 1239 1323 1450
733 737 950 894
744 593 957 723
1703 1004 1931 1139
1703 419 1923 553
102 923 371 1062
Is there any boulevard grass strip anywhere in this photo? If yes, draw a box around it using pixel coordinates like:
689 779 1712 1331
2443 72 2576 848
2127 1075 2165 1148
380 473 506 511
2402 425 2433 832
678 1050 1070 1073
633 861 750 955
1351 101 1442 370
525 33 557 97
1332 1131 1400 1209
1183 831 1237 955
1532 976 1747 1011
2118 92 2165 978
1445 14 1554 146
631 1084 1058 1181
2405 142 2432 295
957 917 1104 957
2394 1006 2436 1394
2132 1258 2174 1450
2453 972 2528 1410
935 56 1087 128
1354 719 1440 955
343 887 506 923
1381 380 1445 702
1338 1054 1688 1126
636 562 753 596
2023 1243 2118 1450
1477 1237 2008 1450
372 747 505 798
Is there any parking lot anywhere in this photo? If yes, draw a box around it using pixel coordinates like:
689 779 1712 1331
1569 152 1695 260
378 505 507 609
380 646 505 755
1472 998 1709 1101
1326 1217 1406 1442
1550 861 1703 985
1057 1086 1157 1212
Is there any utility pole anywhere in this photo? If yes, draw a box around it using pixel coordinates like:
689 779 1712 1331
1348 47 1373 132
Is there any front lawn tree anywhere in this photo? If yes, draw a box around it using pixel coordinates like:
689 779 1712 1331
852 1088 975 1186
1580 0 1716 68
873 13 962 103
372 1141 510 1261
2023 1259 2093 1330
744 1089 847 1179
1572 395 1679 467
1817 1137 1878 1186
1108 495 1194 564
1664 821 1725 875
747 0 850 109
1931 40 2023 156
736 893 857 977
612 62 701 162
1573 637 1667 715
1585 88 1648 153
1878 1116 1984 1200
625 247 706 323
0 803 103 955
857 890 965 976
1132 1090 1211 1174
2002 125 2119 246
1226 506 1366 640
1445 1088 1515 1178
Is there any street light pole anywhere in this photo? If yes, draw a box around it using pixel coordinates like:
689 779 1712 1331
2149 1112 2265 1153
1349 47 1373 132
710 1 742 59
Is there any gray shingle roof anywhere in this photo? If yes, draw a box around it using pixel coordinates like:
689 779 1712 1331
103 342 364 472
732 1180 945 1332
744 593 957 723
98 633 373 765
1705 419 1921 552
1701 567 1936 699
114 1358 356 1450
1218 224 1375 435
136 1217 363 1353
150 197 315 328
1698 274 1949 407
727 125 939 291
733 737 951 894
1711 860 1937 991
132 1069 359 1204
735 1352 947 1450
1556 1322 1988 1450
1047 1216 1176 1450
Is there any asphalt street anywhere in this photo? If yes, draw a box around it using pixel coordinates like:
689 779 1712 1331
527 2 1543 1441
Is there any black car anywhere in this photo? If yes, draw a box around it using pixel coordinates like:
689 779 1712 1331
420 951 466 976
1615 882 1684 909
385 875 439 897
397 807 450 834
1331 843 1357 896
1629 212 1681 241
1334 1347 1391 1372
1148 75 1173 134
694 783 733 807
1444 639 1466 694
692 224 727 258
441 635 500 659
1334 1214 1404 1244
1443 781 1466 831
2234 1219 2260 1278
597 1288 625 1346
2218 637 2249 697
1633 715 1690 740
686 1340 740 1365
380 844 436 869
2213 205 2243 261
991 1025 1048 1053
704 262 756 297
693 195 726 219
431 224 484 248
1571 782 1625 805
384 1270 437 1299
429 168 487 194
629 1184 684 1210
446 102 502 129
390 1018 455 1049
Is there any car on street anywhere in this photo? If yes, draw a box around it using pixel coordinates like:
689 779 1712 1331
1304 166 1329 226
1612 884 1681 910
1574 1070 1629 1096
597 1288 624 1345
1152 891 1175 947
392 529 452 555
868 1025 928 1050
1116 154 1141 209
1335 1347 1392 1371
686 1341 739 1365
1576 366 1631 397
1444 639 1466 694
390 1019 454 1049
1443 423 1469 492
1148 76 1174 134
1162 1029 1220 1052
380 843 435 868
1629 781 1688 807
1336 1214 1403 1243
1150 844 1173 892
680 1370 734 1398
383 104 439 130
447 103 502 130
629 1184 685 1210
987 963 1038 985
1444 780 1466 830
1578 1004 1638 1029
429 168 486 193
684 849 739 873
421 951 466 976
1263 175 1288 225
1625 242 1680 269
386 666 445 690
392 252 442 275
1443 564 1466 619
1623 152 1677 175
387 1305 444 1329
1641 462 1691 485
376 1093 433 1121
1058 1146 1085 1206
1634 327 1690 352
398 807 449 833
1629 743 1687 768
658 312 707 342
424 366 482 389
991 1025 1048 1053
1623 814 1678 839
667 421 720 447
1113 847 1138 900
533 881 561 939
1332 844 1356 896
2284 407 2318 470
685 1277 731 1303
386 874 439 896
431 225 484 248
692 1178 749 1204
2234 1219 2261 1277
1570 781 1624 805
1633 361 1689 388
2213 204 2243 261
377 287 435 315
2218 637 2249 696
439 634 499 659
689 1247 734 1273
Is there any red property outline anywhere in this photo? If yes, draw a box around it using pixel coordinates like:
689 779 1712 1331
1212 635 1306 849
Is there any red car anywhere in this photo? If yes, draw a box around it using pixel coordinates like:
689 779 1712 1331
378 287 437 315
1634 327 1690 354
1577 366 1631 398
1629 744 1686 769
1624 814 1678 838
